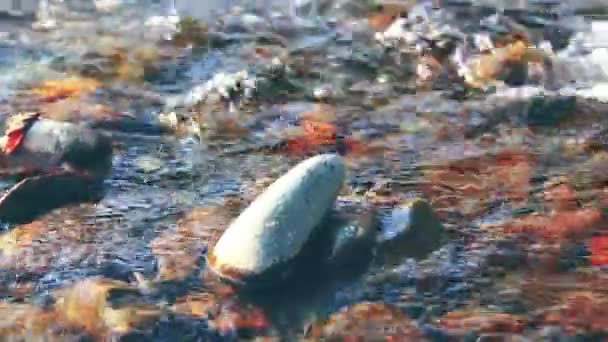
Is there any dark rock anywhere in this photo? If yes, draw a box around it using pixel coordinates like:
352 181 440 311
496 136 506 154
415 270 444 293
0 173 104 224
487 246 526 270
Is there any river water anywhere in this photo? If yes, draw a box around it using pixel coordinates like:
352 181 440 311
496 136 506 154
0 1 607 341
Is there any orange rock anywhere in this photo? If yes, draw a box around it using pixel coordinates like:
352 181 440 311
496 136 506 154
489 150 534 201
212 303 270 336
416 55 443 90
437 310 527 334
1 220 45 245
54 278 130 333
342 137 381 155
520 272 608 310
465 40 548 89
590 236 608 266
53 278 160 336
546 292 608 336
504 208 603 240
103 46 161 83
543 180 578 212
422 149 535 218
171 293 219 319
307 302 426 341
281 120 381 156
368 13 398 32
39 96 115 122
30 77 101 103
298 104 337 123
367 3 411 32
285 120 338 154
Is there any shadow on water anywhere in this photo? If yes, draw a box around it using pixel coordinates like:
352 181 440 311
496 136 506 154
224 207 446 336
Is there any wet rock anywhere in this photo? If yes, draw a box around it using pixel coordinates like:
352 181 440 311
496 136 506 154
171 292 272 339
486 241 526 270
503 208 603 241
374 199 446 264
0 173 104 224
171 292 220 320
414 269 444 294
99 260 136 283
0 113 113 179
367 1 414 32
307 302 427 341
378 199 445 244
455 37 548 89
459 86 581 131
521 94 578 127
52 277 162 337
569 152 608 190
208 154 345 287
326 208 379 268
28 76 101 102
0 113 112 222
582 127 608 153
436 310 528 338
520 271 608 309
210 301 272 339
541 291 608 338
38 96 114 123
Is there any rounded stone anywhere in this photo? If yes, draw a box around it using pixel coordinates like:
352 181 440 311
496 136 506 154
208 154 346 285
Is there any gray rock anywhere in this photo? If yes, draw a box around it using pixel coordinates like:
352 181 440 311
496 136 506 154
0 117 113 179
208 154 345 286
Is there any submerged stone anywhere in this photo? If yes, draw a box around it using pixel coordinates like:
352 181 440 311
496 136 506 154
0 173 104 224
327 208 379 267
0 114 112 223
376 199 446 262
0 114 113 179
208 154 345 286
380 200 444 241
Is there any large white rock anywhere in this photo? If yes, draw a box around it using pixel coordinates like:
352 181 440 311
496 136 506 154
209 153 346 284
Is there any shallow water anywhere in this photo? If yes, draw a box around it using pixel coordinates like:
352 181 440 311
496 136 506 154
0 2 607 340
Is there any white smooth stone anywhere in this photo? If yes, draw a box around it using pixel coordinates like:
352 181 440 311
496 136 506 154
209 154 345 282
